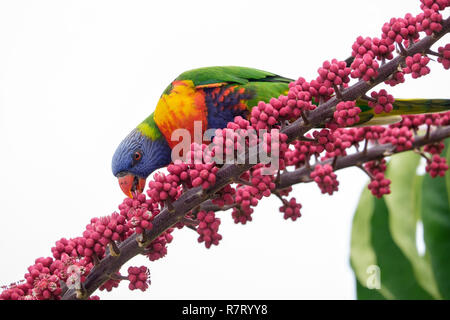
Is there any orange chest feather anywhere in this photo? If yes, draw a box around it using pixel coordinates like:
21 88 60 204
153 80 208 149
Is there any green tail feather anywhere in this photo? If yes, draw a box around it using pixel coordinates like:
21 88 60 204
357 98 450 126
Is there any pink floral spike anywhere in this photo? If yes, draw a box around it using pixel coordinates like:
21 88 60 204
420 0 450 11
424 142 445 155
310 164 339 195
99 273 121 292
351 53 379 81
334 101 361 127
196 211 222 248
368 89 394 114
317 59 351 87
368 172 391 198
190 163 219 189
380 126 414 151
128 266 150 291
426 155 449 177
404 53 431 78
250 101 280 130
279 197 302 221
416 8 443 35
365 159 387 176
145 229 174 261
438 44 450 69
385 71 405 86
3 0 450 300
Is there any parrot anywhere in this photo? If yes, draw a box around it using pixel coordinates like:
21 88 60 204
112 66 450 197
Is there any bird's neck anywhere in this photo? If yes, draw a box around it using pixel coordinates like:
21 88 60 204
136 112 163 140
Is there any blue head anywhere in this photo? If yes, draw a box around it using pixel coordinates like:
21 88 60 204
112 128 172 197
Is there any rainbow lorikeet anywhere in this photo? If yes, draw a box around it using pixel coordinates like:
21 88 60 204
112 66 450 197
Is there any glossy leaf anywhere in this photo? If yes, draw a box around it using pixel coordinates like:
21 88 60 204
370 196 433 299
421 141 450 299
384 152 440 298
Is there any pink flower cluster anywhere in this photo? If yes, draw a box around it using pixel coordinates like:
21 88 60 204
317 59 351 87
381 15 420 46
368 173 392 198
424 142 445 155
128 266 150 291
438 44 450 69
145 230 174 261
233 186 259 224
380 127 414 151
2 0 450 300
147 172 179 203
310 164 339 195
385 71 406 87
279 197 302 221
323 129 355 159
99 273 121 292
404 53 431 79
352 36 395 61
426 155 449 177
250 101 280 130
365 160 391 198
285 78 316 118
334 101 361 126
368 90 394 114
416 7 444 35
354 126 386 142
351 53 380 82
119 194 154 234
196 211 222 248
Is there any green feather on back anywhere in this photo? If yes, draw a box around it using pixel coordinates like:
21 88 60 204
176 66 292 86
168 66 292 109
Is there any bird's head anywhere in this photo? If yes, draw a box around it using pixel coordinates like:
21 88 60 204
112 117 172 198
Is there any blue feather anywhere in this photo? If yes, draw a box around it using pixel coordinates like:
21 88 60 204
111 129 172 178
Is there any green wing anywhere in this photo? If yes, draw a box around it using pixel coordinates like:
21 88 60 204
172 66 293 109
175 66 293 86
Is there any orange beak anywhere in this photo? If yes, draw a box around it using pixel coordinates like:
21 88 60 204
117 174 146 198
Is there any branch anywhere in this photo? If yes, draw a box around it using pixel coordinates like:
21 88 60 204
188 125 450 214
61 17 450 299
277 126 450 190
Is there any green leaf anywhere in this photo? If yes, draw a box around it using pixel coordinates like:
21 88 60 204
421 141 450 299
350 187 393 299
384 152 440 298
356 278 386 300
370 196 433 299
350 158 436 299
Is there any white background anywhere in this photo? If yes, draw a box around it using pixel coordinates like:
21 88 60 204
0 0 449 299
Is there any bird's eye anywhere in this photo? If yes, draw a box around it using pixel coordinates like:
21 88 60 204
133 151 142 163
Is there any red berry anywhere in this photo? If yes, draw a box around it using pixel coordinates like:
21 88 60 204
404 53 430 79
437 44 450 70
334 101 361 127
196 211 222 248
128 266 150 292
380 126 414 151
416 8 443 36
426 155 449 177
279 197 302 221
310 164 339 195
351 53 379 81
145 229 174 261
368 90 394 114
368 172 391 198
